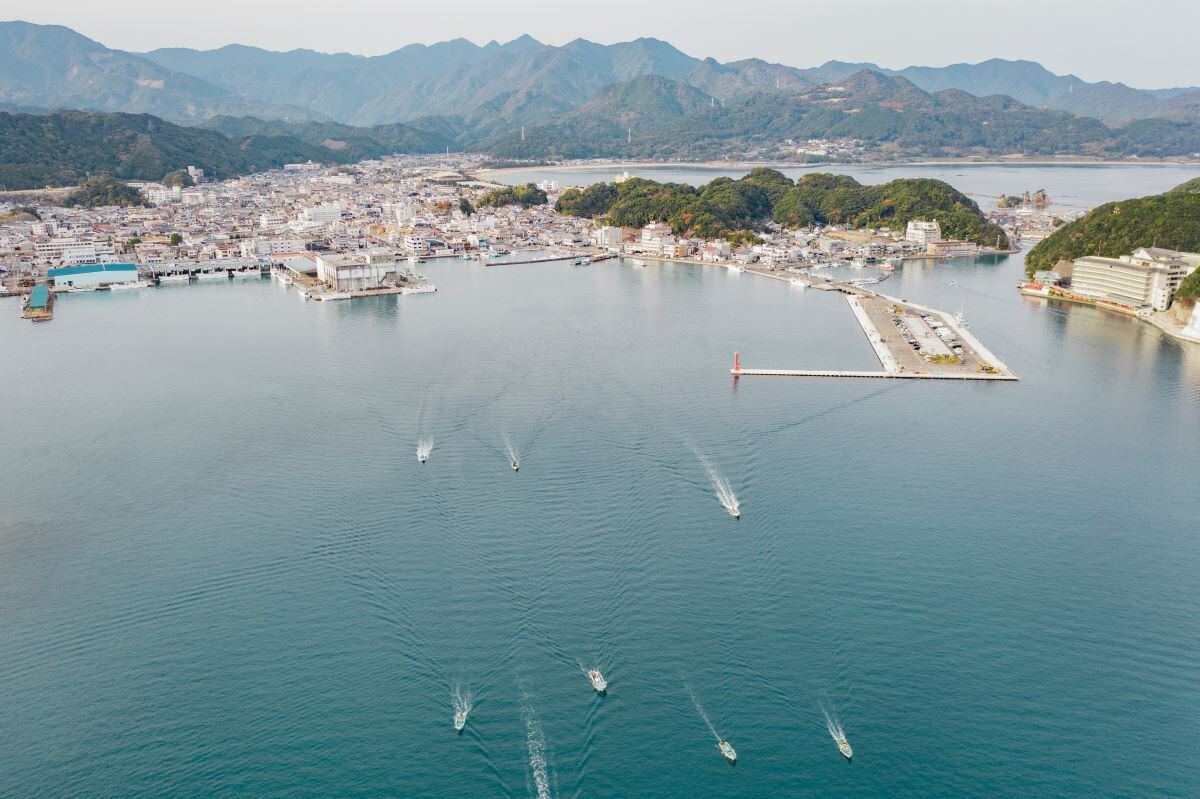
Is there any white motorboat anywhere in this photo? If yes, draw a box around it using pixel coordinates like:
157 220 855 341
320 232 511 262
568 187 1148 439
278 273 294 285
630 258 647 267
195 270 228 280
729 504 741 519
587 669 607 693
836 735 853 760
157 273 190 283
719 741 737 762
453 710 467 732
402 283 437 295
314 291 351 301
109 280 151 291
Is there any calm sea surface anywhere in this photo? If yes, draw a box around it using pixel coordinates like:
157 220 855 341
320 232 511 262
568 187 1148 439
2 165 1199 798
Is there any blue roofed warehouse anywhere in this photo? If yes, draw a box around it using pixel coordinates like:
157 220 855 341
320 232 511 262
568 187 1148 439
47 263 139 288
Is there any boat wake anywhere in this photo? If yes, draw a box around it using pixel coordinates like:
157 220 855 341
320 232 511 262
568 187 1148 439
416 437 434 463
821 701 851 756
686 683 722 744
505 438 522 469
451 681 473 727
822 707 845 742
523 704 554 799
699 455 740 516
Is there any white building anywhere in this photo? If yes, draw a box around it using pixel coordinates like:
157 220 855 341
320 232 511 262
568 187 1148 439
315 252 399 292
1071 247 1200 312
593 226 623 248
302 203 343 225
906 219 942 245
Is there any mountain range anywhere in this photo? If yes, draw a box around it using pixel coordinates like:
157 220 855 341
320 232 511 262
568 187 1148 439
6 20 1199 130
4 19 1200 179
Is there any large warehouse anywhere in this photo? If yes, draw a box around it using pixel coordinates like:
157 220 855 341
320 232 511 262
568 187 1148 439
47 263 139 288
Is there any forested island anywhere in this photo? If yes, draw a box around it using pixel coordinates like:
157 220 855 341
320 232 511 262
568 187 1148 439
556 168 1009 246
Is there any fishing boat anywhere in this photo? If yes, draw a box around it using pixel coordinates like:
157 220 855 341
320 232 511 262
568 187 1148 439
879 261 896 271
728 505 741 519
314 291 351 301
630 258 646 267
296 287 309 300
417 452 428 464
232 268 263 278
587 669 607 693
110 280 151 291
157 273 190 283
727 263 745 273
401 283 437 295
453 710 467 732
278 273 294 285
66 285 97 293
791 278 810 289
195 270 228 280
836 735 853 760
719 741 737 762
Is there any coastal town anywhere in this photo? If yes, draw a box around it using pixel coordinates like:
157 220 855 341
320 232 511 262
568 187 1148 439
2 155 1196 347
0 156 1009 302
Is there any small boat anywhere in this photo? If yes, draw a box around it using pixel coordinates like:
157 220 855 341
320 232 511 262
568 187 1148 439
630 258 646 267
417 452 428 464
232 268 263 278
195 270 228 280
728 505 740 519
879 261 896 271
727 263 745 273
278 273 294 285
296 287 309 299
511 460 519 471
314 291 351 301
587 669 607 693
110 280 151 291
791 278 810 289
401 283 437 295
157 273 190 283
66 285 97 293
954 310 968 328
836 736 853 760
453 710 467 732
719 741 737 763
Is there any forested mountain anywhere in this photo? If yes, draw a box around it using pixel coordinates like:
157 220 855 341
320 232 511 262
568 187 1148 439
1025 178 1200 275
0 21 316 123
203 116 450 161
483 71 1200 161
0 110 342 189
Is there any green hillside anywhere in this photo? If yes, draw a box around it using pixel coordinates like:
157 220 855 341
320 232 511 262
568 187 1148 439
0 110 342 189
557 168 1009 246
1025 181 1200 275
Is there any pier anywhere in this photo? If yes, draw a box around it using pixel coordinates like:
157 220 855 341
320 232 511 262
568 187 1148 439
732 284 1018 382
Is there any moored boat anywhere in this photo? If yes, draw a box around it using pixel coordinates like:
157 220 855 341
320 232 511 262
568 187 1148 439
110 280 151 291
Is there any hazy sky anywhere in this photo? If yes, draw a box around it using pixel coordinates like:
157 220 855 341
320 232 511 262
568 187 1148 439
8 0 1199 88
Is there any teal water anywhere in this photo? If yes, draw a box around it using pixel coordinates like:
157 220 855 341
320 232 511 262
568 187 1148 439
2 169 1200 797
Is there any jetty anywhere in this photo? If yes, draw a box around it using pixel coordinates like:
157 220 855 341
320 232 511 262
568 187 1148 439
732 283 1018 382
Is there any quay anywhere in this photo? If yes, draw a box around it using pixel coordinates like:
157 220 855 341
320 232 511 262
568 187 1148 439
732 283 1018 382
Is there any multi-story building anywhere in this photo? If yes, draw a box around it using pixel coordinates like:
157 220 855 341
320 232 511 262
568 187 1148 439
906 219 942 245
1071 247 1200 311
